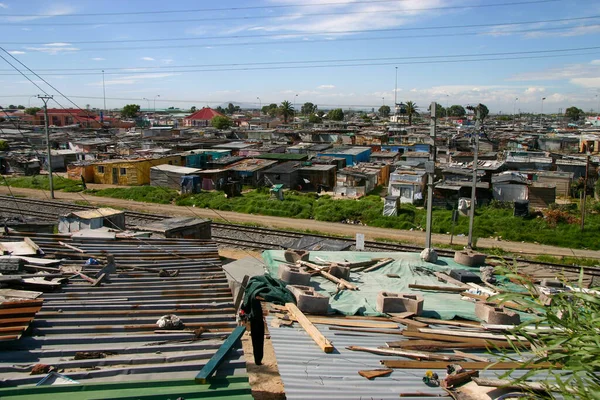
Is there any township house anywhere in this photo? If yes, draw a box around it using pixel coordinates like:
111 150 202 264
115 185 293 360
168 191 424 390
68 155 182 185
183 107 225 127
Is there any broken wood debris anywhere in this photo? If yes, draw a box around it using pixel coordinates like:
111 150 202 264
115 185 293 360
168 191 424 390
382 360 556 370
298 261 358 290
358 368 392 380
347 346 465 362
362 258 394 273
408 284 468 293
441 370 479 388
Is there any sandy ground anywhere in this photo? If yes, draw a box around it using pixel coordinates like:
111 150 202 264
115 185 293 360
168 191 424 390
2 186 600 260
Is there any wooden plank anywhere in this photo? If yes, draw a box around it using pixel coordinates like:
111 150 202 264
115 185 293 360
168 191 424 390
308 317 398 329
386 341 505 351
390 317 428 328
388 312 415 319
461 292 530 313
347 346 464 361
434 272 470 289
0 317 34 327
414 317 481 328
400 331 516 348
195 325 246 384
329 326 404 335
300 261 358 290
399 393 447 397
471 378 575 394
408 284 467 293
0 289 43 300
363 258 394 273
59 241 85 253
442 370 479 388
24 237 42 255
286 303 334 353
383 360 557 370
358 369 392 380
453 350 490 362
418 327 527 342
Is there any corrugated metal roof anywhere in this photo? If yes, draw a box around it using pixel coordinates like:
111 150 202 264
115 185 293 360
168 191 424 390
0 233 246 387
267 316 532 400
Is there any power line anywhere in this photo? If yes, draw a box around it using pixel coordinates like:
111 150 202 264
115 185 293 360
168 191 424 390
3 15 598 47
2 45 599 75
0 0 556 17
0 0 560 26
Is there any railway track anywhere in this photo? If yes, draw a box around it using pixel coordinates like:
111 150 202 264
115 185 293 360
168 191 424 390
1 195 598 277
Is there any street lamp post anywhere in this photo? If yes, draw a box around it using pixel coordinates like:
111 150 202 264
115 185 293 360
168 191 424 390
394 66 398 113
513 97 518 127
596 94 599 116
293 94 298 120
102 70 106 120
142 97 150 110
257 96 261 114
28 95 37 108
540 97 546 126
153 95 160 114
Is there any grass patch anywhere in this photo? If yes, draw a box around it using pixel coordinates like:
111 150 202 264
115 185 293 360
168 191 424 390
2 175 85 192
88 186 178 204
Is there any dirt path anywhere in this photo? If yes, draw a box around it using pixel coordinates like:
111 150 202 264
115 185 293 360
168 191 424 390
2 186 600 260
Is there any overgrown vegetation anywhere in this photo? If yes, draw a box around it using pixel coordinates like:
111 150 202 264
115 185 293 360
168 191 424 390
1 175 84 192
493 265 600 399
87 186 178 204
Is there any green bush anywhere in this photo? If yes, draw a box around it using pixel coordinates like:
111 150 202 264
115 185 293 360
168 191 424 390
91 186 178 204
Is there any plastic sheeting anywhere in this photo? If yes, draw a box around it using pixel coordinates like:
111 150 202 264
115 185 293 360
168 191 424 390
263 250 484 321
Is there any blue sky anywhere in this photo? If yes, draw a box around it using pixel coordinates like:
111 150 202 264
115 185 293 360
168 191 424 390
1 0 600 113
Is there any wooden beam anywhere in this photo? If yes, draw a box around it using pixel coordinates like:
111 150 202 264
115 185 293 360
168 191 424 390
387 340 502 350
286 303 334 353
383 360 556 370
390 317 428 328
300 261 358 290
442 370 479 388
59 241 85 253
195 325 246 384
418 327 527 342
388 312 415 319
408 284 467 293
308 317 398 329
400 331 518 348
363 258 394 273
471 378 576 394
329 326 404 335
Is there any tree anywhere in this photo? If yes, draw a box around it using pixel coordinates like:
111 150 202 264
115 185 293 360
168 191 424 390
427 103 445 117
278 100 294 124
226 103 235 114
262 103 278 117
8 104 16 109
378 105 391 118
467 103 489 122
317 110 325 118
121 104 141 119
17 105 25 109
190 106 197 113
565 106 584 121
327 108 344 121
0 139 8 151
301 102 317 116
211 115 232 129
405 101 419 126
308 114 322 124
24 107 41 116
447 105 466 117
216 106 225 114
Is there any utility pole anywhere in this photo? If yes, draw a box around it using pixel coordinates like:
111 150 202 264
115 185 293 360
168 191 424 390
102 69 106 121
581 154 590 231
467 108 481 249
421 101 438 262
394 66 398 114
38 95 55 199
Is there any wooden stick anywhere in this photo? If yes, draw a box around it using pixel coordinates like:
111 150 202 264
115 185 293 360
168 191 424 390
347 346 464 361
390 317 428 328
195 325 246 383
363 258 394 273
286 303 334 353
408 284 467 293
442 370 479 388
418 327 527 342
59 241 85 253
383 360 557 370
434 272 470 289
300 261 358 290
471 378 576 394
329 326 404 335
358 369 392 380
452 350 490 362
308 317 398 329
414 317 481 328
388 312 415 319
400 331 517 348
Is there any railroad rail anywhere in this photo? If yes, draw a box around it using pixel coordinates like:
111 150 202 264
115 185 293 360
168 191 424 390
0 195 598 277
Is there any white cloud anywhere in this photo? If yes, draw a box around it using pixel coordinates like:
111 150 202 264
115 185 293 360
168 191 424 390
24 46 79 55
509 60 600 83
0 2 8 8
318 84 335 89
44 42 71 47
570 77 600 88
86 73 180 87
3 4 75 22
141 57 155 61
524 87 546 94
8 50 26 55
91 57 105 61
161 59 174 64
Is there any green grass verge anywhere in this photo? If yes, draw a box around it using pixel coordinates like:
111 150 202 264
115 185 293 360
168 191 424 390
1 175 85 192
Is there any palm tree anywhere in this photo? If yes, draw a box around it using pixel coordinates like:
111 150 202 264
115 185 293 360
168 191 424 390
278 100 294 124
405 101 419 126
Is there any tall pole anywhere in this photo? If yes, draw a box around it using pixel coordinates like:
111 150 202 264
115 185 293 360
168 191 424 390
422 102 438 261
257 96 261 114
102 70 106 118
513 97 518 127
294 94 298 120
540 97 546 126
38 95 55 199
467 108 481 249
394 66 398 111
143 97 150 110
154 94 160 114
596 94 599 117
581 154 590 232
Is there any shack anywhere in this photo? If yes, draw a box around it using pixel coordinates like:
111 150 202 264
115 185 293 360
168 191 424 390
223 159 277 186
262 161 303 188
138 217 211 239
150 164 202 190
298 164 337 190
58 208 125 233
88 155 182 186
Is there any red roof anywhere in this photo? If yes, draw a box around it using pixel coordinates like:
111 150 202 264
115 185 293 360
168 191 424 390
184 107 225 121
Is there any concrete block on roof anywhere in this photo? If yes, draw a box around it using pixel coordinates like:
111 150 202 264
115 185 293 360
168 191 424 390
278 264 311 285
540 279 565 289
454 250 486 268
376 291 424 315
287 284 330 315
475 302 521 325
329 265 350 280
284 250 310 264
